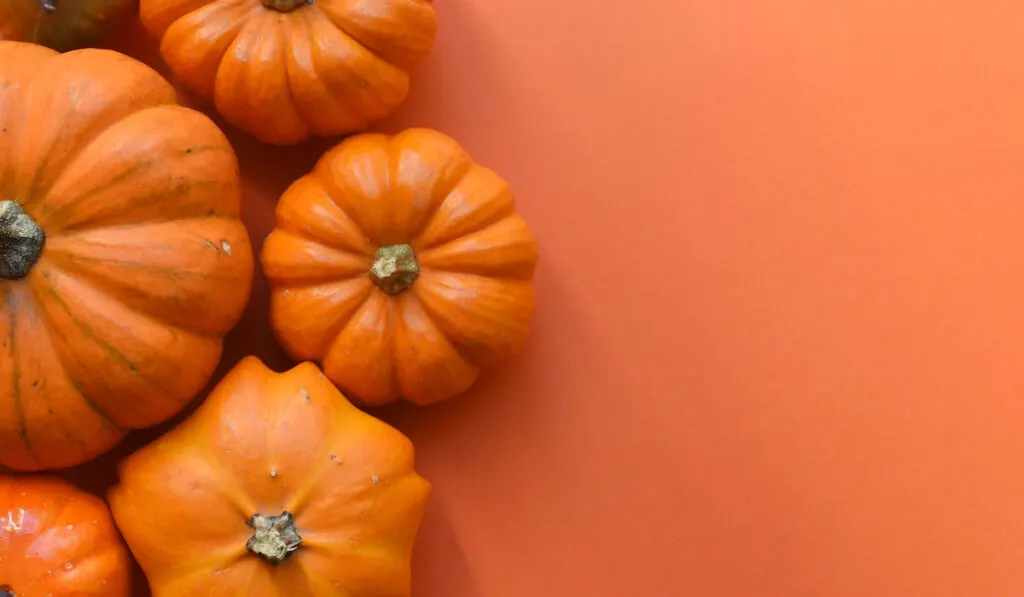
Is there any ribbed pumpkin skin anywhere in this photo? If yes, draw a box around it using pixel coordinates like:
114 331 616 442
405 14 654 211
139 0 438 145
0 42 254 471
262 129 539 406
0 474 131 597
0 0 136 52
109 357 431 597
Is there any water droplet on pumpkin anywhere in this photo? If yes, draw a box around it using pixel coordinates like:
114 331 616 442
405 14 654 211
270 470 277 478
372 475 380 485
64 561 74 570
66 524 73 531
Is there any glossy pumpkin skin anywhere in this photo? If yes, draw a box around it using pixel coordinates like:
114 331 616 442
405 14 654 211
0 42 254 472
139 0 438 145
0 0 137 52
109 357 431 597
0 474 131 597
262 128 539 406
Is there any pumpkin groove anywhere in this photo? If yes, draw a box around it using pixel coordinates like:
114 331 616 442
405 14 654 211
0 43 253 471
5 297 30 455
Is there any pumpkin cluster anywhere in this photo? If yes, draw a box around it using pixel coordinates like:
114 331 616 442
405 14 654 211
0 1 538 595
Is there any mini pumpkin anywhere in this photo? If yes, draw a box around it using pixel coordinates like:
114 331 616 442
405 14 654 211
0 0 137 52
109 356 431 596
0 474 131 597
138 0 438 145
262 128 539 405
0 42 253 471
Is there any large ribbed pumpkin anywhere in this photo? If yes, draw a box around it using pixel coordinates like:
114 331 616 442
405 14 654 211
0 42 254 472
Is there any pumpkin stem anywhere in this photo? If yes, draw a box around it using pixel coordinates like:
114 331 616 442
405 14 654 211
246 512 302 564
35 0 57 12
370 244 420 294
0 201 45 281
261 0 312 12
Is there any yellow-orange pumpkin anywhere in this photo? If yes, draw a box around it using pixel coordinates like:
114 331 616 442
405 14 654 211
0 0 136 52
139 0 438 145
262 128 539 406
0 42 253 471
0 474 131 597
109 357 431 596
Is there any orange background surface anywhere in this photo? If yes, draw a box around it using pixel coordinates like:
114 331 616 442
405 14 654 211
63 1 1024 595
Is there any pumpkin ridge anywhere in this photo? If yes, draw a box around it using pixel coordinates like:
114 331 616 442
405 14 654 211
50 180 235 234
3 283 122 469
388 131 477 244
410 270 535 368
273 16 313 140
274 218 373 262
296 8 373 137
167 0 246 39
40 159 150 227
282 9 328 136
21 69 178 205
19 287 126 431
416 214 539 280
411 165 517 251
29 264 173 420
315 0 434 72
271 279 375 363
27 372 83 451
314 3 403 73
58 214 244 235
392 289 482 400
41 252 238 339
45 251 245 284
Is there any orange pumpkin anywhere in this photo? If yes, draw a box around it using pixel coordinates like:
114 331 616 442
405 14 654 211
0 42 254 471
261 128 539 406
0 0 136 52
138 0 438 145
0 474 131 597
109 356 431 596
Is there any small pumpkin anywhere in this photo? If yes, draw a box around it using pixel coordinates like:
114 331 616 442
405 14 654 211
0 0 137 52
261 128 539 405
0 474 131 597
109 356 431 596
138 0 438 145
0 42 254 471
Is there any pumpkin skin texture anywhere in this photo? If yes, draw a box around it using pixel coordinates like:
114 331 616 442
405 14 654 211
0 474 131 597
0 42 254 472
138 0 438 146
108 356 431 597
0 0 137 52
261 129 540 406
